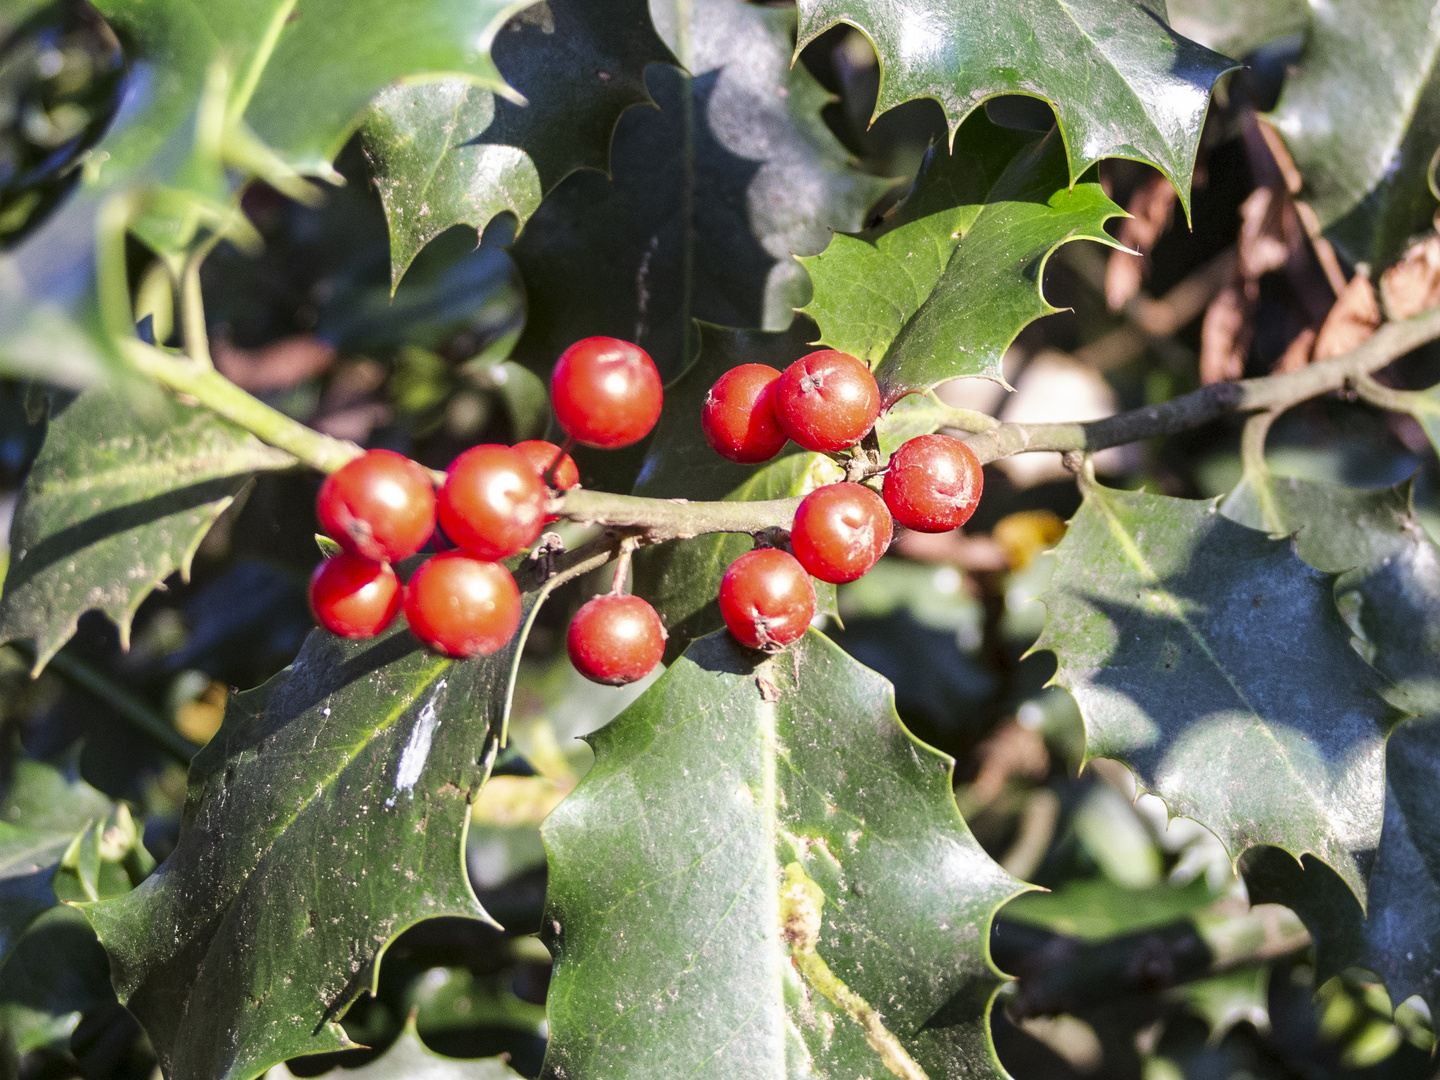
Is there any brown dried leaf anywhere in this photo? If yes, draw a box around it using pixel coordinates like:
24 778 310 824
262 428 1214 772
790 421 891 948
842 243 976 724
1380 235 1440 319
211 335 337 392
312 359 392 442
968 720 1049 808
1199 280 1253 384
1273 326 1317 373
1313 270 1380 360
1237 187 1291 280
1105 172 1177 310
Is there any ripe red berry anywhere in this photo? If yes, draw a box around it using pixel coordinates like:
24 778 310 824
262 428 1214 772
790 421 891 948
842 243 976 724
550 337 663 449
882 434 984 533
316 449 436 562
309 553 401 639
513 439 579 525
404 552 522 658
719 548 816 652
773 350 880 453
567 594 667 686
438 444 547 560
701 364 788 464
790 482 892 584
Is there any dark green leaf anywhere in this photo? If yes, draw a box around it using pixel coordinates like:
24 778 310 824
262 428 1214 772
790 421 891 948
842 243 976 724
795 0 1236 214
81 590 550 1080
541 630 1025 1080
0 756 116 963
1167 964 1271 1042
1222 476 1440 714
361 0 673 287
509 0 890 385
1035 482 1394 903
0 385 295 672
268 1019 520 1079
1168 0 1310 59
800 117 1123 402
1001 876 1218 943
1221 476 1440 1016
0 905 114 1057
1243 713 1440 1019
1270 0 1440 267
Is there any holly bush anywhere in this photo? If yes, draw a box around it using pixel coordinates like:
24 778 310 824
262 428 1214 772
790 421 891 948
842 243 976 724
0 0 1438 1078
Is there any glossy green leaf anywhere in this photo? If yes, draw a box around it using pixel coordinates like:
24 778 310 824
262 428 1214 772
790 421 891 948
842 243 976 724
1243 713 1440 1019
795 0 1236 214
1035 483 1394 903
0 905 114 1057
1222 476 1440 714
363 82 542 289
801 117 1123 402
1167 0 1309 59
508 0 890 385
362 0 672 287
1270 0 1440 267
541 630 1025 1080
0 756 116 964
1168 964 1270 1041
81 593 549 1080
1221 476 1440 1017
266 1019 520 1079
0 386 295 673
632 321 839 659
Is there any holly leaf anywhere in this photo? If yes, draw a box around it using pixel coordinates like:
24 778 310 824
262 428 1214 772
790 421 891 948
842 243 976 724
800 115 1124 403
1222 476 1440 714
0 756 117 964
362 0 673 287
1221 475 1440 1016
0 905 115 1058
1269 0 1440 267
265 1018 519 1079
1035 483 1394 902
0 386 295 674
80 583 553 1080
1243 714 1440 1019
508 0 890 385
541 630 1025 1080
795 0 1236 215
1167 0 1310 60
0 0 548 387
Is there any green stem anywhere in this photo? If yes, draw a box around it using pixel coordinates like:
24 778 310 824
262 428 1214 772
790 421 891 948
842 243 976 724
16 644 198 764
551 487 802 542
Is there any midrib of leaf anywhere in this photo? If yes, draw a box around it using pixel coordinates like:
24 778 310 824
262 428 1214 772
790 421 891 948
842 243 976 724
228 0 300 122
1086 485 1344 842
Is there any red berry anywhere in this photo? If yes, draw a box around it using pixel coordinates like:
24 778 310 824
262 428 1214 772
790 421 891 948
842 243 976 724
309 553 401 639
316 449 436 562
567 593 667 686
790 483 892 584
882 434 984 533
551 337 663 449
773 350 880 453
719 548 816 652
701 364 788 463
404 552 522 658
438 445 547 560
513 439 580 525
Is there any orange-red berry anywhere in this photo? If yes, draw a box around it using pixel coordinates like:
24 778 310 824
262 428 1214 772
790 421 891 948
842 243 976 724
309 553 401 639
514 439 580 524
438 444 547 560
773 350 880 453
719 548 815 652
551 337 663 449
567 593 667 686
701 364 788 463
403 553 522 658
790 482 892 584
882 434 984 533
316 449 436 563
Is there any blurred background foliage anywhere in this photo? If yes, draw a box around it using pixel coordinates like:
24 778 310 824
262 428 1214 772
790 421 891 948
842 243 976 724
0 1 1435 1078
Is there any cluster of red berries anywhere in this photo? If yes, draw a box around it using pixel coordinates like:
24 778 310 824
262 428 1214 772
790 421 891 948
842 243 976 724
308 334 983 682
702 349 983 651
308 337 667 685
